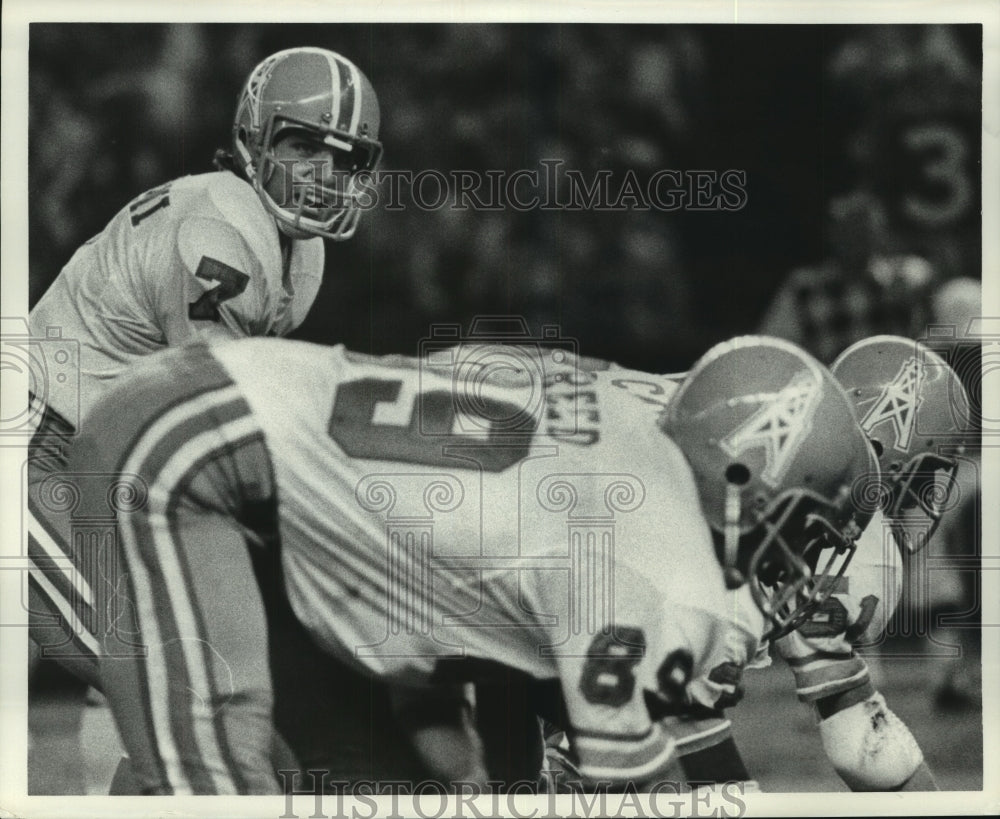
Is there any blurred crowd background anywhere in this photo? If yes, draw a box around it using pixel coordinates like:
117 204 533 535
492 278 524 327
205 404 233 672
24 22 987 790
29 23 982 372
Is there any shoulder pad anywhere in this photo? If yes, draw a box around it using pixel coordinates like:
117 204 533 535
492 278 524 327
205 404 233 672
204 172 282 277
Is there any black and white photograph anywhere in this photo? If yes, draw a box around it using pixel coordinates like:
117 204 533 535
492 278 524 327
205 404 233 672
1 2 997 817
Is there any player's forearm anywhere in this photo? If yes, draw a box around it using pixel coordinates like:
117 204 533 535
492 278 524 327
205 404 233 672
815 689 938 791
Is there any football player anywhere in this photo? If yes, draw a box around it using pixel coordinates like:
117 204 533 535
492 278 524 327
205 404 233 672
656 336 970 792
31 334 872 794
25 45 382 788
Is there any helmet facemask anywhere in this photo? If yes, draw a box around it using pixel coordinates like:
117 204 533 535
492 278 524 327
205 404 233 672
884 450 960 550
248 116 381 241
740 491 859 642
231 48 383 241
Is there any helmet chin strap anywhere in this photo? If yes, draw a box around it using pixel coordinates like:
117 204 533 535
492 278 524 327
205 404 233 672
723 481 745 590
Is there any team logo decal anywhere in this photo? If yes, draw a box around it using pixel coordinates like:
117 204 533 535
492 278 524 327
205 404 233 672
720 369 823 487
858 356 924 451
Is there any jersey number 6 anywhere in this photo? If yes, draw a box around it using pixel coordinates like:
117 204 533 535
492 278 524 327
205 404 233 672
328 378 537 472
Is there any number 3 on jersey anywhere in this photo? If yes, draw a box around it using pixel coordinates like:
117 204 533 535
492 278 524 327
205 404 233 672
328 378 537 472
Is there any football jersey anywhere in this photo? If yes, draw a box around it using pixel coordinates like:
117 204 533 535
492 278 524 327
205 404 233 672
29 171 323 424
574 365 770 708
597 366 771 693
209 338 750 783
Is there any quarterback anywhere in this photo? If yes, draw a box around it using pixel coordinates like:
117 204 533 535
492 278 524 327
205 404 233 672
31 334 873 794
24 45 384 791
27 45 382 667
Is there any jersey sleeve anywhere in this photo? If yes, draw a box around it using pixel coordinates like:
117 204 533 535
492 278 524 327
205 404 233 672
677 585 767 714
775 633 872 703
158 216 267 343
659 710 734 757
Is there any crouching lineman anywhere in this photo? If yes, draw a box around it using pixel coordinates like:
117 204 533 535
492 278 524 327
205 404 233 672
649 336 970 792
31 334 872 794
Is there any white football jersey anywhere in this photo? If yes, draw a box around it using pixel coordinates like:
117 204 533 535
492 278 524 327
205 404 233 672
30 172 323 424
210 338 746 782
598 365 770 714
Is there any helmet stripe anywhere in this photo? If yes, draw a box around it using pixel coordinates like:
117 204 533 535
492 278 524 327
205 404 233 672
321 50 342 131
346 57 362 134
331 54 358 134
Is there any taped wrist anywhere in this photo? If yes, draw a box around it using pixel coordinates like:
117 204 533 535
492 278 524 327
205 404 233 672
785 648 871 704
817 690 925 791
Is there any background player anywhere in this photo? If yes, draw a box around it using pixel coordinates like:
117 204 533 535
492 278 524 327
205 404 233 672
26 45 382 789
33 334 872 793
767 335 970 791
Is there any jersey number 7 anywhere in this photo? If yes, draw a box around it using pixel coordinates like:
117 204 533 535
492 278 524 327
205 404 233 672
188 258 250 321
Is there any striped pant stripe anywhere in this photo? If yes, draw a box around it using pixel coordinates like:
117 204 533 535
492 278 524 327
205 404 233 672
27 552 102 659
574 723 676 782
668 716 734 756
26 393 101 663
164 487 251 794
28 505 96 609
